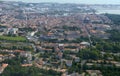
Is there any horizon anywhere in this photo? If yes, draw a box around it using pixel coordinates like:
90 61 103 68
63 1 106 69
3 0 120 4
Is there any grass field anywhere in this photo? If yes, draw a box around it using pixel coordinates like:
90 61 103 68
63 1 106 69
0 36 27 42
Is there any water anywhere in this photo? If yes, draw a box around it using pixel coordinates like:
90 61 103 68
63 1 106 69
96 10 120 15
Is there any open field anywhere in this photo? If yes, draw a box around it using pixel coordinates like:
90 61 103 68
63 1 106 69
0 36 27 42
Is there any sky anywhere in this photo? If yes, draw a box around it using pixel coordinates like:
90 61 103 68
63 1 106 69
3 0 120 4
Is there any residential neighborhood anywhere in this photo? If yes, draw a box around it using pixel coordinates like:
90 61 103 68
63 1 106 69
0 1 120 76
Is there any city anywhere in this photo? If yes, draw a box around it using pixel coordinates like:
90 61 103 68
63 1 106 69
0 1 120 76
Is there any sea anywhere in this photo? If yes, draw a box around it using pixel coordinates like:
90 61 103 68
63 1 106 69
96 9 120 15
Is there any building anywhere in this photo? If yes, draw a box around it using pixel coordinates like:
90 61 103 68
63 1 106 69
5 28 18 35
86 70 103 76
0 63 8 74
66 60 73 67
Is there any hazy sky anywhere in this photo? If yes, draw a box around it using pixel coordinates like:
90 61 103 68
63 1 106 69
3 0 120 4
